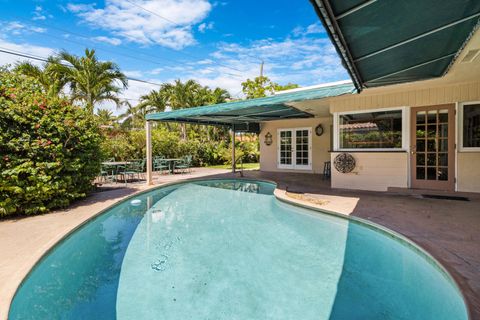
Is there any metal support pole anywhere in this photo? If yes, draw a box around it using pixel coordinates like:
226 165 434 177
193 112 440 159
146 120 153 185
231 124 236 173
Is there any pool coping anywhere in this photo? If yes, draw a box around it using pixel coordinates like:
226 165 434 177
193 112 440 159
6 177 472 320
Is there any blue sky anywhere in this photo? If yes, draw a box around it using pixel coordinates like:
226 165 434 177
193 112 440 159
0 0 348 112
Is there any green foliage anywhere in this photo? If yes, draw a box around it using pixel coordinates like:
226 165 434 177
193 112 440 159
100 127 259 166
0 71 102 217
241 76 275 99
242 76 299 99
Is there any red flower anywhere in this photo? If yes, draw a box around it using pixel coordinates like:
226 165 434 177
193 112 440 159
46 140 52 145
35 124 40 129
39 104 46 110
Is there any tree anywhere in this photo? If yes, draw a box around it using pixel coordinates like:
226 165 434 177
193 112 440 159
14 57 66 98
273 83 299 92
241 76 275 99
96 109 116 126
242 76 300 99
51 49 127 113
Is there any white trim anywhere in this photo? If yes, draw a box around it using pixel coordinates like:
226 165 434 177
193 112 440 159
333 106 408 152
273 80 352 95
277 127 312 170
458 101 480 152
455 102 459 192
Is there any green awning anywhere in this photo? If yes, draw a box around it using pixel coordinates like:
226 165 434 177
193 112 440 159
311 0 480 90
145 82 355 133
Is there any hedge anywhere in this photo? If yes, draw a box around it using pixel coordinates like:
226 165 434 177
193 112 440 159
0 71 102 216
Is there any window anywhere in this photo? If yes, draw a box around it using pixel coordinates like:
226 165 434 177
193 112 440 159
336 108 405 150
460 102 480 150
277 128 312 170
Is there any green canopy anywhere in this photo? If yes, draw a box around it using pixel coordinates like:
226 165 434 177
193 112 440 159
311 0 480 90
145 82 355 133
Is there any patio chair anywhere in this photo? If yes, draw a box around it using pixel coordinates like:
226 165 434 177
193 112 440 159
118 160 142 183
174 155 192 174
153 157 169 174
99 164 116 184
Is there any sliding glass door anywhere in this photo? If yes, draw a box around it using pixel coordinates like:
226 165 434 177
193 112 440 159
277 128 312 170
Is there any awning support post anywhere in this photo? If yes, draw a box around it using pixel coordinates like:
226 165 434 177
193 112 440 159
146 120 153 185
231 124 236 173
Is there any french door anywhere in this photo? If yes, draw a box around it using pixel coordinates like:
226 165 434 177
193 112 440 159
410 104 455 191
278 128 312 170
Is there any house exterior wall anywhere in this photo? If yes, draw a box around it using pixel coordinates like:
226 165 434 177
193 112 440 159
258 80 480 193
330 152 408 191
457 152 480 193
329 80 480 193
259 117 332 174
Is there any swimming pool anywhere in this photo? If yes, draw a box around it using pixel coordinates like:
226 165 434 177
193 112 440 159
9 179 468 319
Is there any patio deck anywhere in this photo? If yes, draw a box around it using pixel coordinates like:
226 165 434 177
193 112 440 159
0 168 479 319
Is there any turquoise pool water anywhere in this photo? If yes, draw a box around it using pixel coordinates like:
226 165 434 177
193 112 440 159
9 180 468 319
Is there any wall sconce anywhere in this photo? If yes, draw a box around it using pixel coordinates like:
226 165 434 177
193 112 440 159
264 132 273 146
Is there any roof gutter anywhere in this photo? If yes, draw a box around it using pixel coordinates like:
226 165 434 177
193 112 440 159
309 0 364 92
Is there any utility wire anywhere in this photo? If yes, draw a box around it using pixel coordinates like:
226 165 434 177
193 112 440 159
0 47 164 87
11 14 247 75
8 18 245 79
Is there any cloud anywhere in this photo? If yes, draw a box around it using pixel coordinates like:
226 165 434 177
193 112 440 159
1 21 46 36
198 21 214 33
67 0 212 49
92 36 122 46
0 38 55 67
32 5 50 21
292 22 325 37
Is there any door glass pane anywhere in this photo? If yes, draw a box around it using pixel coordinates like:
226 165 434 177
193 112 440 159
416 167 425 179
427 167 437 180
427 153 436 166
416 153 425 165
427 139 436 152
427 125 436 138
416 139 425 152
280 131 292 165
438 168 448 181
295 129 309 166
438 153 448 166
438 109 448 123
427 110 437 124
439 139 448 152
416 111 426 124
439 124 448 137
416 126 426 138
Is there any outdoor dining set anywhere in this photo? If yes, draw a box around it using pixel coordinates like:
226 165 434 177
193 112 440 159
98 155 193 185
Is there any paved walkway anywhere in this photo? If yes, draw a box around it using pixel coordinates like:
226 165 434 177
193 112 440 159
1 168 479 319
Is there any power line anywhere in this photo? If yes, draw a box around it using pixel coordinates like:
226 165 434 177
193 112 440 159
0 47 164 87
12 15 247 76
9 18 245 79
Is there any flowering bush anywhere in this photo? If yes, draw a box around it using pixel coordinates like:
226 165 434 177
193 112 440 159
0 71 102 216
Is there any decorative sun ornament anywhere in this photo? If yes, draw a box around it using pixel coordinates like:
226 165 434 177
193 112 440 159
334 153 356 173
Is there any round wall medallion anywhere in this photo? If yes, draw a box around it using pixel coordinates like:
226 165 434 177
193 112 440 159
315 124 324 136
334 153 356 173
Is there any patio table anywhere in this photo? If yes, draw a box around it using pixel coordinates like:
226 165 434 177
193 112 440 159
101 161 131 185
162 158 182 174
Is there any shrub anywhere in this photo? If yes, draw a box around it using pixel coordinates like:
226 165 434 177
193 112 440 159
0 71 102 217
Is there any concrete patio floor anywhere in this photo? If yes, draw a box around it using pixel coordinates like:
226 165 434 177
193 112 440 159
1 168 479 319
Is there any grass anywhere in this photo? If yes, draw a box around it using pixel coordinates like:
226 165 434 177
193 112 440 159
207 162 260 170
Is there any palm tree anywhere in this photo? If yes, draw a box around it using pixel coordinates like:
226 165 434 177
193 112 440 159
51 49 127 113
96 108 116 126
137 89 167 114
14 57 66 98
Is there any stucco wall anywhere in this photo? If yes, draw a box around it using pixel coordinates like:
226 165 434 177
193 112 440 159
330 152 409 191
457 152 480 193
259 117 332 174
